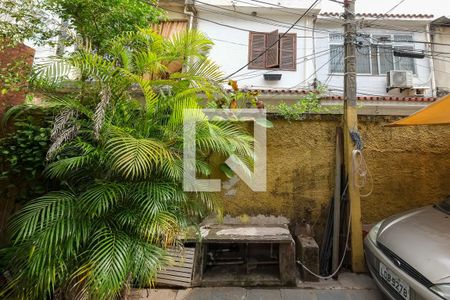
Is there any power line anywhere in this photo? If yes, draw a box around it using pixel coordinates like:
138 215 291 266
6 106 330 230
225 0 321 79
195 1 333 35
232 48 331 78
161 5 328 41
241 0 450 39
233 0 302 16
365 0 407 26
320 12 450 37
249 48 343 97
159 3 447 96
354 30 450 50
246 0 310 11
234 48 332 80
355 33 450 62
363 23 450 37
210 38 248 47
287 46 343 90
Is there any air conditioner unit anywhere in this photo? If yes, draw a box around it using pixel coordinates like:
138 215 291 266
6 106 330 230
387 70 413 89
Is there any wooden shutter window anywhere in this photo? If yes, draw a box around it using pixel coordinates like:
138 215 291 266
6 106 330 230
265 30 279 68
279 33 297 71
249 32 267 69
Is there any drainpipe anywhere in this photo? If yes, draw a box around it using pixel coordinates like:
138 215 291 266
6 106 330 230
426 23 437 97
303 17 309 87
183 0 197 73
184 0 197 30
312 14 318 89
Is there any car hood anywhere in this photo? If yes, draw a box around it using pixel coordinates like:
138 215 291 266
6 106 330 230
377 206 450 284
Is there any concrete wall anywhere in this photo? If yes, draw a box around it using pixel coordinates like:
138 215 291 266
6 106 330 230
220 115 450 225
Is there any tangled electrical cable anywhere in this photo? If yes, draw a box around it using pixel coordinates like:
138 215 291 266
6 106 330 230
296 183 350 280
350 131 374 198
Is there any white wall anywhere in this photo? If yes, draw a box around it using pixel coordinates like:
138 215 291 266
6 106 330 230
197 10 317 89
197 8 433 97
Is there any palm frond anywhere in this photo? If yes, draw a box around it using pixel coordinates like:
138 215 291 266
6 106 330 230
127 238 167 287
9 191 77 242
69 50 116 82
164 30 213 62
170 58 225 98
79 183 126 217
75 226 130 299
106 136 173 180
30 59 75 86
196 121 254 157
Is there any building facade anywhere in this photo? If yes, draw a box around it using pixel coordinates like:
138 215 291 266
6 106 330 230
28 1 447 115
161 0 442 115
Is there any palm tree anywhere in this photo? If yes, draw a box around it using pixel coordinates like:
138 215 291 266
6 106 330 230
2 29 253 299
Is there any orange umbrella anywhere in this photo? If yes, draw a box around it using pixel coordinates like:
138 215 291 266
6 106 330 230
388 94 450 126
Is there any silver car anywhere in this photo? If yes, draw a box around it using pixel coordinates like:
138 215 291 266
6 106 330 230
364 197 450 300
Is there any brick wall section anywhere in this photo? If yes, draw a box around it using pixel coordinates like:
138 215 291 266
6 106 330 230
0 43 35 244
0 43 35 115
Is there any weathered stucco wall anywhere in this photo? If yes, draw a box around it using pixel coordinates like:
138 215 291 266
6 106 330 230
221 115 450 225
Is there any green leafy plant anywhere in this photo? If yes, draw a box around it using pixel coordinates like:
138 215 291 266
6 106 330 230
0 0 57 95
0 0 54 46
0 59 32 96
2 29 253 299
44 0 165 52
0 0 164 98
268 88 336 121
0 112 52 202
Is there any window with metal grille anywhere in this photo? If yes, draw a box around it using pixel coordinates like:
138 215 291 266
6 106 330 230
375 34 416 74
329 33 371 74
329 33 416 75
248 31 296 71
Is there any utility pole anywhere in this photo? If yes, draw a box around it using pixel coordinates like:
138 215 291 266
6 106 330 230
343 0 365 273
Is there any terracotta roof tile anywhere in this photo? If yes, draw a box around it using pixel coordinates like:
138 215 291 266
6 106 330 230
320 12 434 19
229 88 437 103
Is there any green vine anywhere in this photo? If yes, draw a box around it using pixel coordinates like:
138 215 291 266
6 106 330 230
0 52 32 96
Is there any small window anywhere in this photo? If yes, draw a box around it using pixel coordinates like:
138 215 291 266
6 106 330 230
248 31 297 71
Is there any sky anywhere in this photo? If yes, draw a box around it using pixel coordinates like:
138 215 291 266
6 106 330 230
321 0 450 18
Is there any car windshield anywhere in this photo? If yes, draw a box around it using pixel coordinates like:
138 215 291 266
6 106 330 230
436 197 450 214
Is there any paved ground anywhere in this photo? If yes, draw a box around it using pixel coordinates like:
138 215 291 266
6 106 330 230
129 273 384 300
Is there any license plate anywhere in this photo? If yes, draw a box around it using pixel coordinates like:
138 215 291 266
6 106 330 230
379 262 410 300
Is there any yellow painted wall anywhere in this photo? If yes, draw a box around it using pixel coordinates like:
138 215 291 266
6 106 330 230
221 115 450 225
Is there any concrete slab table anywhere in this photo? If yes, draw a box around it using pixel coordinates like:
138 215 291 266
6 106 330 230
191 224 297 286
